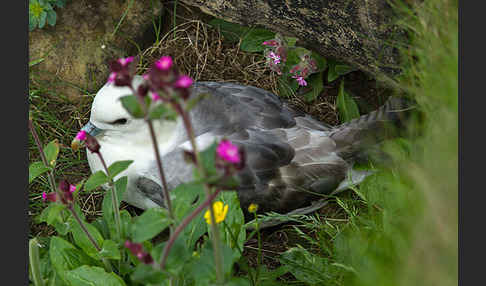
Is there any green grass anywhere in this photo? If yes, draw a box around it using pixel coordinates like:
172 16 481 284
276 0 458 285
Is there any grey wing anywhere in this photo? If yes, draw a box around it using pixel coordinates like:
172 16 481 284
188 82 301 136
186 83 352 217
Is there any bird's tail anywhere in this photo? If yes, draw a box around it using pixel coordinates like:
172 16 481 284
329 96 416 161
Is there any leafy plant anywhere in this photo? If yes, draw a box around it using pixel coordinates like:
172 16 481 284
336 80 360 122
29 0 67 31
29 56 262 285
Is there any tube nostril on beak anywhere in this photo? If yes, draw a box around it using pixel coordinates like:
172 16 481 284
81 121 103 137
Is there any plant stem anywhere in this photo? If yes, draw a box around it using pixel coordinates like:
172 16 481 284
130 86 174 221
254 213 262 284
29 238 44 286
177 104 224 284
223 221 256 285
96 153 123 239
29 119 57 195
146 119 173 218
160 188 222 269
30 118 113 272
67 204 113 272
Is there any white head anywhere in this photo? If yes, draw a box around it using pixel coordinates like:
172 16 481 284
82 76 180 198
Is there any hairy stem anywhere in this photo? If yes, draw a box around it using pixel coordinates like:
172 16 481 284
146 119 173 218
96 153 122 239
29 119 57 195
67 205 113 272
160 188 222 269
177 103 224 284
130 86 174 221
29 238 44 286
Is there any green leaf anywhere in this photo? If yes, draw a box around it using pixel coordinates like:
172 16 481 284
46 10 56 26
209 19 251 42
44 139 60 167
327 64 339 82
29 13 38 31
336 80 360 122
171 182 205 222
149 103 178 120
277 75 299 98
219 192 246 262
131 263 168 285
279 246 330 284
240 28 276 52
327 59 356 82
99 240 121 260
49 236 99 285
29 161 50 183
37 203 66 225
107 160 133 180
157 235 192 274
130 207 171 242
102 177 128 238
311 52 328 72
283 47 307 74
119 95 144 118
85 171 108 191
302 72 324 102
55 0 65 8
284 36 298 47
69 218 105 259
197 141 218 178
38 11 47 28
65 265 126 286
29 57 45 67
335 64 355 75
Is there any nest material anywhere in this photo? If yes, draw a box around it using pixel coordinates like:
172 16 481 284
139 19 341 126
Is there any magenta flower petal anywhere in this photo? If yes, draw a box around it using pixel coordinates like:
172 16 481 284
292 75 307 86
118 56 134 66
69 184 76 194
107 72 116 83
42 192 58 203
216 140 241 164
155 56 173 71
75 130 87 141
151 91 161 101
175 75 193 89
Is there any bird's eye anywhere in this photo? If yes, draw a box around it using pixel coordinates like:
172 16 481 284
111 118 128 125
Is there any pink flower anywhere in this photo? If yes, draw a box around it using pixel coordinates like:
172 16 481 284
262 40 278 47
107 56 135 86
42 192 57 203
174 75 193 89
69 184 76 194
216 140 241 164
75 130 87 141
107 72 116 83
268 52 281 65
155 56 173 71
293 75 307 86
125 240 154 264
118 56 134 66
151 91 161 101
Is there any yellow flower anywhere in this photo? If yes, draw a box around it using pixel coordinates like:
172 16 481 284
204 201 228 225
248 203 259 213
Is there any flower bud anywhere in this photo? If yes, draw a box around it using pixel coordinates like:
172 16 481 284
86 134 101 154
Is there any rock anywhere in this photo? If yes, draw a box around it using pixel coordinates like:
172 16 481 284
180 0 405 81
29 0 162 99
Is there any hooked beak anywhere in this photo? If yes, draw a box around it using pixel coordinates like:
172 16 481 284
81 121 103 137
